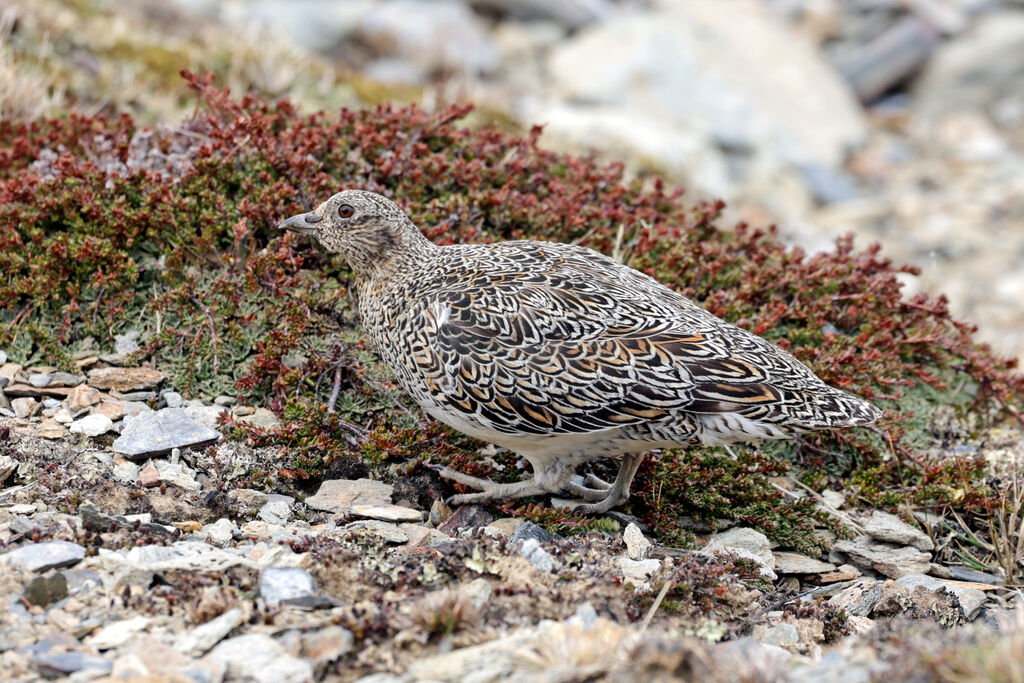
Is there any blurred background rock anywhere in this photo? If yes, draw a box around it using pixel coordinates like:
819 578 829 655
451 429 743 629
3 0 1023 364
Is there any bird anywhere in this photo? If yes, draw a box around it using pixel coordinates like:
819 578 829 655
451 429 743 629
278 190 882 514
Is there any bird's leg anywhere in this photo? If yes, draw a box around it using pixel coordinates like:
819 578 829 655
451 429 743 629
584 472 614 490
431 464 550 506
563 476 614 501
446 480 549 506
429 465 498 490
572 453 644 515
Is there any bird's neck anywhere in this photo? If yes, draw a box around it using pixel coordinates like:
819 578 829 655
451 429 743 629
348 220 437 281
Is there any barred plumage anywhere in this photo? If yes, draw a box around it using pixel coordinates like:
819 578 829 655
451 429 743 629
279 190 882 513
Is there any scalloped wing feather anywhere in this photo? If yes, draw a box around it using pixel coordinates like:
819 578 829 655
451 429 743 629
375 240 880 441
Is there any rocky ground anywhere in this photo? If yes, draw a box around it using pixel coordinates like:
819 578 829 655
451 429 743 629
2 351 1024 681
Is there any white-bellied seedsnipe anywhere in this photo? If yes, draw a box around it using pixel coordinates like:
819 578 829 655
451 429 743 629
279 190 882 514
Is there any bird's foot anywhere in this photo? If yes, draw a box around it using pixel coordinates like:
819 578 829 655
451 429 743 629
566 473 631 513
563 478 614 502
572 489 629 515
430 464 547 505
571 453 645 515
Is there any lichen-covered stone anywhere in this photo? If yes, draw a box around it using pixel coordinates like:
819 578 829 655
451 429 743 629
112 408 220 460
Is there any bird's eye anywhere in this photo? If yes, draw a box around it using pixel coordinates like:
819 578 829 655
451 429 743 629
338 204 355 219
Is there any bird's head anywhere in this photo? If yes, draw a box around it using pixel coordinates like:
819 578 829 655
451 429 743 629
277 190 430 277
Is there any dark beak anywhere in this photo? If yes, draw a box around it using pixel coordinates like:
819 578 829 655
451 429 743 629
277 212 324 236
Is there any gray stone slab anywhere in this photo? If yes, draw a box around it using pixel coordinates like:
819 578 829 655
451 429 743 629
2 541 85 572
112 407 220 460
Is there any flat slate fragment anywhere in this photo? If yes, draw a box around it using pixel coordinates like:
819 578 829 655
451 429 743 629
112 407 220 460
2 541 85 572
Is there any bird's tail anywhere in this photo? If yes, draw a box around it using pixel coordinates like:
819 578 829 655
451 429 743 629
800 387 882 429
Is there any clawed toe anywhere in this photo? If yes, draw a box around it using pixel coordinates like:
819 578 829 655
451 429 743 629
563 480 613 502
432 464 550 505
572 494 627 515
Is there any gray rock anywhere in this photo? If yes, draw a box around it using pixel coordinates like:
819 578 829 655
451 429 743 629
477 0 609 30
879 573 988 622
126 541 251 572
618 557 662 584
87 617 151 650
348 503 422 523
439 505 495 535
114 330 141 355
511 520 555 545
345 519 409 544
359 0 498 77
161 390 183 408
0 350 6 364
176 607 244 657
154 459 201 491
541 0 864 194
863 510 934 551
0 454 17 484
759 622 799 647
820 489 845 510
49 372 85 387
122 401 152 418
520 537 554 573
2 541 85 572
112 460 140 483
459 577 493 608
112 407 220 460
702 527 777 580
914 12 1024 124
212 0 371 54
836 15 940 104
305 478 393 513
944 565 1004 586
22 572 68 607
228 488 270 511
213 395 237 406
8 516 36 534
11 396 38 418
42 397 61 409
201 633 313 683
28 373 51 388
798 163 860 205
114 390 157 401
87 366 164 392
789 651 882 683
260 567 317 606
623 522 653 561
237 407 281 430
200 518 237 545
400 523 452 547
828 578 884 617
80 503 174 538
35 651 112 677
301 626 354 673
833 537 932 578
64 568 103 594
69 413 114 437
774 552 836 574
179 403 225 427
258 500 293 525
